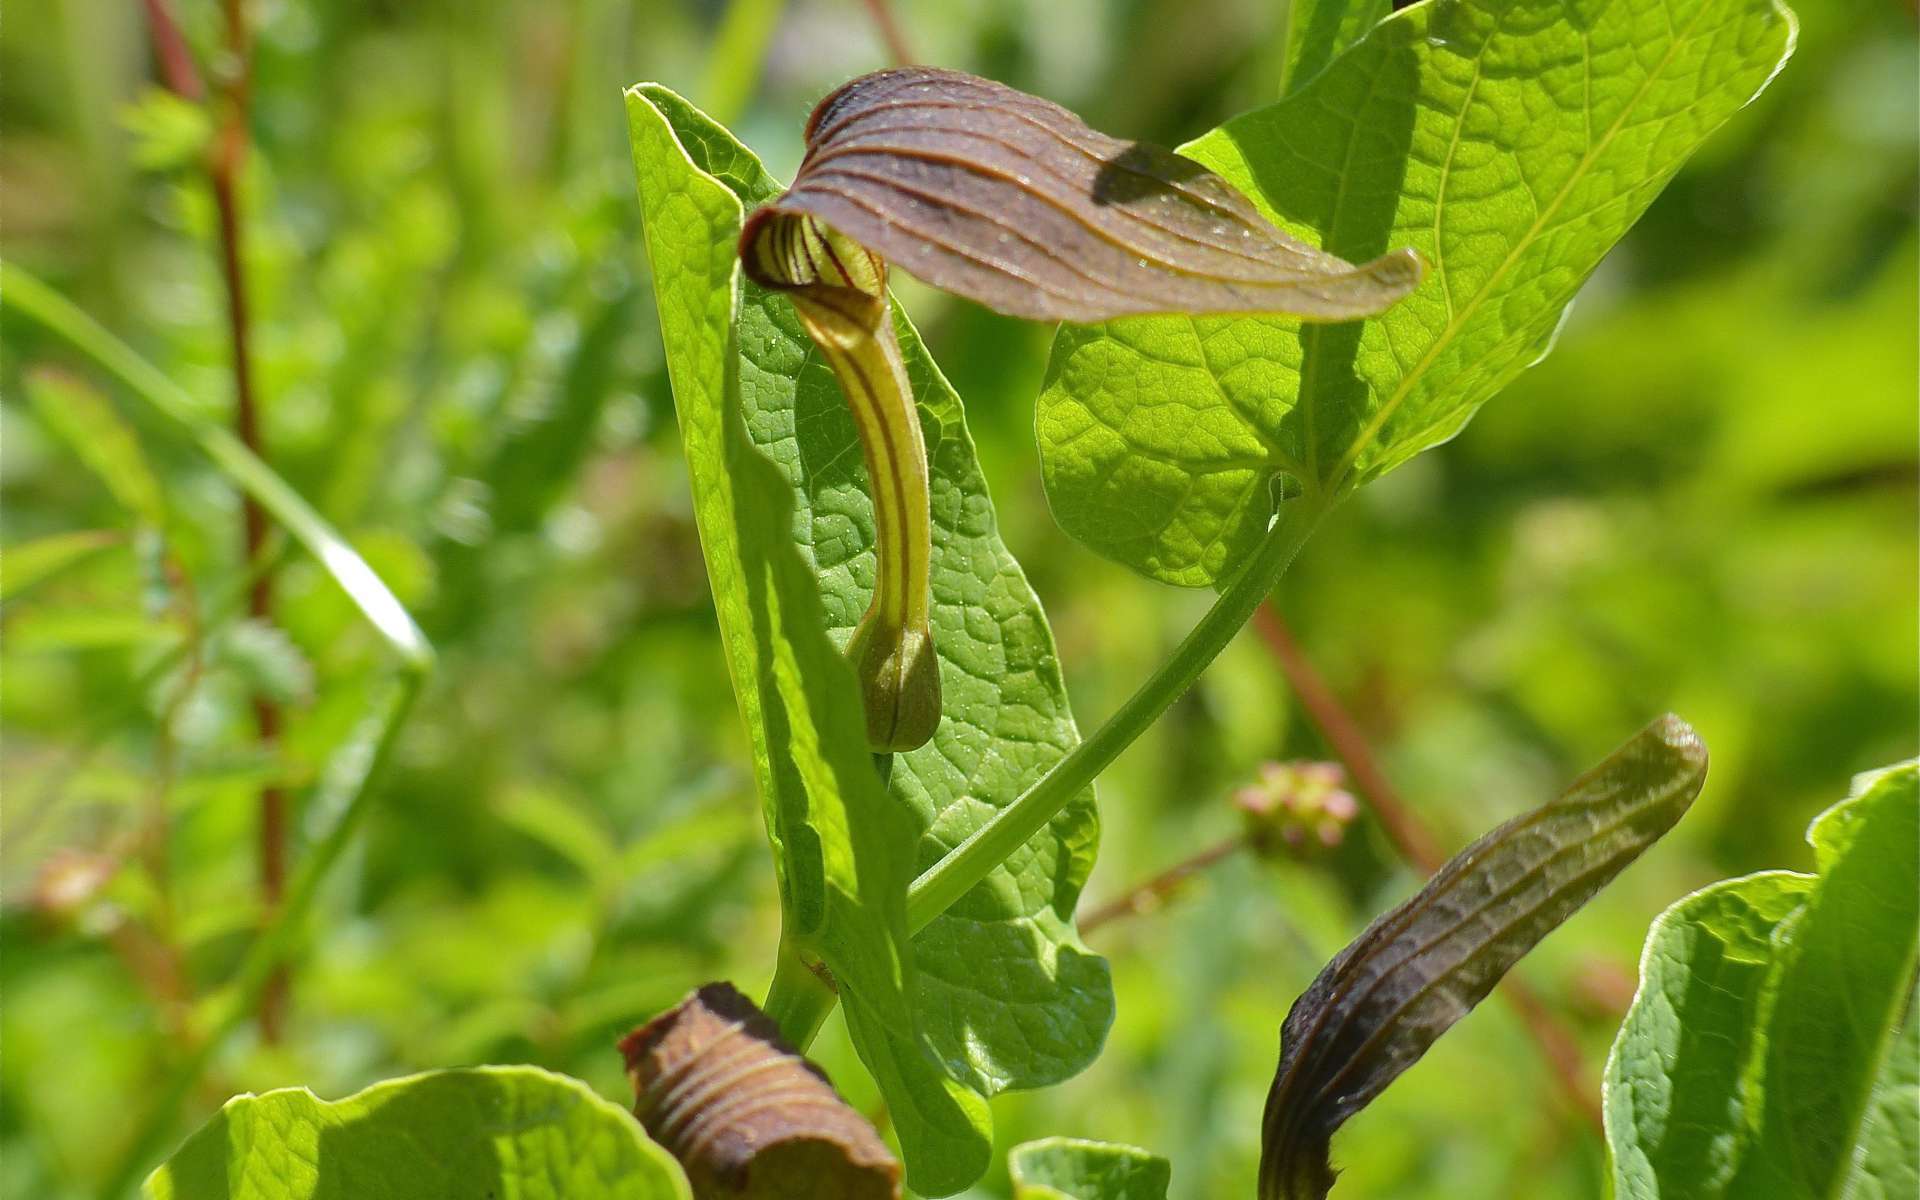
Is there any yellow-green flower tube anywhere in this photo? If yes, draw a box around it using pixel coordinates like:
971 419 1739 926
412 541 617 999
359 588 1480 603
743 211 940 752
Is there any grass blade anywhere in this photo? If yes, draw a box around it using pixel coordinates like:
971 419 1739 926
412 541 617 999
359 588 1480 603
2 261 435 1197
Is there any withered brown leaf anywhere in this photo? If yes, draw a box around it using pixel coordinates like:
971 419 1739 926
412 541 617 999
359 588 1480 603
622 982 901 1199
740 67 1423 323
1260 716 1708 1199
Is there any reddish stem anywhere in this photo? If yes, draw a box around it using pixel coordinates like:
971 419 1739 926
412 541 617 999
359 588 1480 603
1079 834 1246 935
140 0 204 99
215 0 289 1046
1251 605 1445 871
861 0 915 65
1252 600 1605 1134
145 0 287 1041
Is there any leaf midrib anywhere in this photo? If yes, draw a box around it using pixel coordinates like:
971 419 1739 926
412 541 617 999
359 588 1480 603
1296 57 1393 484
1320 0 1725 493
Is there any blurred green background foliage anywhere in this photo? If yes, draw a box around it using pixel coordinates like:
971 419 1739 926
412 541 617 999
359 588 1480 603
1 1 1913 1197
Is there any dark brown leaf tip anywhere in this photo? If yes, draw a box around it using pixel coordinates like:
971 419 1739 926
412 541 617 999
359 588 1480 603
742 67 1425 324
621 982 902 1199
1258 716 1708 1200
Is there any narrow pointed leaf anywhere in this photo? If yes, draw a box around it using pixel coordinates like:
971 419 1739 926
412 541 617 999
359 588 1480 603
746 67 1423 324
1280 0 1391 98
0 529 120 602
1039 0 1798 586
1604 762 1920 1200
1262 715 1708 1199
25 368 167 529
631 83 1115 1193
628 87 990 1194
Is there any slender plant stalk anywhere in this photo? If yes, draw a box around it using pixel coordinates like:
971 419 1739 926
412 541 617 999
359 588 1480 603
3 262 433 1198
762 938 840 1050
5 539 292 861
1498 976 1604 1133
0 268 433 737
861 0 914 65
697 0 786 125
205 0 295 1043
139 0 204 99
1249 601 1605 1134
757 496 1325 1051
906 496 1327 934
141 553 206 1034
133 0 211 973
1250 606 1445 869
141 0 292 1040
1078 833 1247 935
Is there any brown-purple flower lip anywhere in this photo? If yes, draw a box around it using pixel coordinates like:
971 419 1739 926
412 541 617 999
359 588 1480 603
745 66 1424 325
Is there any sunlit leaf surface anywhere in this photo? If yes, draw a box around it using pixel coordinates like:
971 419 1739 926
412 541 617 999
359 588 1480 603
634 78 1116 1182
1010 1138 1172 1200
628 87 990 1194
144 1067 690 1199
1605 762 1920 1200
1039 0 1798 585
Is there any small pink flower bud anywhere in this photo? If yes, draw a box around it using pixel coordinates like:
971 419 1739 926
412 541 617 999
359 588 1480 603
1237 760 1360 859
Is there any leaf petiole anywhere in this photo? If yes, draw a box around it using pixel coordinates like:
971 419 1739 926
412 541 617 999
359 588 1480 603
766 494 1326 1052
906 493 1329 933
763 937 841 1050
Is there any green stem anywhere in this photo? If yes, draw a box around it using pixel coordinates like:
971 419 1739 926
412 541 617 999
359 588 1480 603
907 494 1327 933
772 497 1322 1044
4 262 435 1196
696 0 785 126
763 938 839 1050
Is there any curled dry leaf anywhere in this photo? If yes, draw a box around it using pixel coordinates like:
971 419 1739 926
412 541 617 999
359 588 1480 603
622 982 902 1200
1260 715 1709 1200
741 66 1424 324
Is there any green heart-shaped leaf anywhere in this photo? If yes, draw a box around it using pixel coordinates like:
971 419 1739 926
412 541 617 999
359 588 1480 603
628 84 1112 1196
143 1066 689 1199
1038 0 1797 586
1604 762 1920 1199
